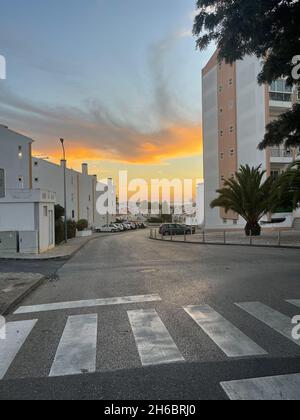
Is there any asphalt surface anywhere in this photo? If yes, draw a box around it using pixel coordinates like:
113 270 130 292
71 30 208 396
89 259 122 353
1 229 300 400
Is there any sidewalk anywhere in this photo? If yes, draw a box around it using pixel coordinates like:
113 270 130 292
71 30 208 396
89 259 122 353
0 272 45 315
150 229 300 249
0 234 102 261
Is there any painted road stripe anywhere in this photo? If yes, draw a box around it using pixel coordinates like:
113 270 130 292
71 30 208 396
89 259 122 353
49 314 98 377
184 305 267 358
0 320 37 380
128 309 184 366
14 294 162 315
287 299 300 309
236 302 300 346
221 373 300 400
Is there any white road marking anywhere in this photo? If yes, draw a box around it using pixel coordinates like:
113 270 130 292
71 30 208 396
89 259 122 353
14 294 162 315
49 314 98 377
221 373 300 400
0 319 37 380
128 309 184 366
236 302 300 345
287 299 300 309
184 305 267 358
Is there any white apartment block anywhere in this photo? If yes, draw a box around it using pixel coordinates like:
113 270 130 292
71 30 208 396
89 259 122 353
0 125 56 253
32 159 117 228
202 51 300 230
0 125 117 253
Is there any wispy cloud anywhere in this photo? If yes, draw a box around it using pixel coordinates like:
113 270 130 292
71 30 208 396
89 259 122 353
0 83 202 165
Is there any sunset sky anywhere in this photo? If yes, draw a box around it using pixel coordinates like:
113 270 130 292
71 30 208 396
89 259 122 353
0 0 215 188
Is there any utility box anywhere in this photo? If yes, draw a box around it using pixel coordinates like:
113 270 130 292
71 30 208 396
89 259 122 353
0 231 18 253
19 231 39 254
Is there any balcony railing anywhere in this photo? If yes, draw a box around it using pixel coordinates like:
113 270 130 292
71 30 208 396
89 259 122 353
270 149 293 158
269 92 292 102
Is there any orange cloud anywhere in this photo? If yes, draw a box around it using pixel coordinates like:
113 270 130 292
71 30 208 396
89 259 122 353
34 123 202 166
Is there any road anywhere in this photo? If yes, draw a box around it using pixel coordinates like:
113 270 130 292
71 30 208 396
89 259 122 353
1 229 300 400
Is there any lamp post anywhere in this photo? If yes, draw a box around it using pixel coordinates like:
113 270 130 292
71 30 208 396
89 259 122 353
60 138 68 243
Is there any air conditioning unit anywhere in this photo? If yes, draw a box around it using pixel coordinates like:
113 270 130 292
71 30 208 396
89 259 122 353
0 231 18 253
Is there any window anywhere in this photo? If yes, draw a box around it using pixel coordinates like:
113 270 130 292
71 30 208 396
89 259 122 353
270 79 293 102
229 149 235 157
72 210 75 219
43 206 48 217
34 161 38 167
34 178 39 183
220 130 224 137
233 220 238 225
220 153 224 160
220 108 223 113
223 219 227 224
219 85 222 93
221 175 225 182
228 78 233 86
271 170 280 180
0 169 5 198
229 126 234 133
18 146 23 159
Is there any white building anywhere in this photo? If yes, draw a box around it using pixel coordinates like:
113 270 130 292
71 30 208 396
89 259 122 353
0 124 117 253
0 125 56 253
202 52 299 230
32 159 117 228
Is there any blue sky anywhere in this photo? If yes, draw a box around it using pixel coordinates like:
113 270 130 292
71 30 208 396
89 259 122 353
0 0 215 181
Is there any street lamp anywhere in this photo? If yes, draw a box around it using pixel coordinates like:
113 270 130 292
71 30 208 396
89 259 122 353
60 138 68 243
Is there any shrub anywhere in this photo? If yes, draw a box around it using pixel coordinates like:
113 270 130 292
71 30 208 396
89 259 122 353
55 204 65 221
67 220 77 239
55 219 64 245
76 219 89 232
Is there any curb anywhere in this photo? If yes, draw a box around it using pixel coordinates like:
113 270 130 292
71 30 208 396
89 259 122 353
149 237 300 250
0 235 101 262
0 275 46 316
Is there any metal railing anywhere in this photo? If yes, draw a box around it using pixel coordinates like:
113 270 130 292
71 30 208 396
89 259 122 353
149 228 300 248
270 149 293 158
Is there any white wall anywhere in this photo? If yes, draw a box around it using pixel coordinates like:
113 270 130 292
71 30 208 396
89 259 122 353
0 202 35 231
236 56 267 170
202 66 220 228
38 202 55 252
196 183 204 226
0 125 32 192
32 158 79 221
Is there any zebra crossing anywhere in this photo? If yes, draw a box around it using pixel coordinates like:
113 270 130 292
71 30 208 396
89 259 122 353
1 296 300 399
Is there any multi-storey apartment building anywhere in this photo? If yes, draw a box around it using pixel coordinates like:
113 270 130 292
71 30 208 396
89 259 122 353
202 51 299 229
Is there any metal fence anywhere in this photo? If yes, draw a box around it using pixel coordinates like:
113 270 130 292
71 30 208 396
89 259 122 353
149 228 300 248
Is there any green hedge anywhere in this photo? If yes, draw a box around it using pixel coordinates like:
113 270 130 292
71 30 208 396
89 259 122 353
67 220 77 239
76 219 88 232
55 219 64 245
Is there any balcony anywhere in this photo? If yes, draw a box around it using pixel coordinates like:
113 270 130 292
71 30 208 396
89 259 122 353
0 189 56 203
270 148 294 164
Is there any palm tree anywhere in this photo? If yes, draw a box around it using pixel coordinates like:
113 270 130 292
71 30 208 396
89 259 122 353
210 165 277 236
275 160 300 209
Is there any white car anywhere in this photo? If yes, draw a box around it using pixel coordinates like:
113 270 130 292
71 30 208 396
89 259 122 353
97 225 117 233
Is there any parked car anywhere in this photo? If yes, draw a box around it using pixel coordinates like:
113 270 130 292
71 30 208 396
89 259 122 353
159 224 194 236
96 225 117 233
110 223 122 232
183 225 196 234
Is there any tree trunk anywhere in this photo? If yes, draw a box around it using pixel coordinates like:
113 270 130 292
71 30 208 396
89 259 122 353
245 222 261 237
